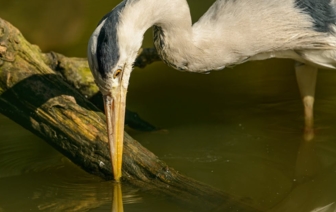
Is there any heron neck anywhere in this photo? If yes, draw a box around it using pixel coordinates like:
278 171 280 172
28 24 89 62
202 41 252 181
151 2 215 72
120 0 215 72
120 0 332 72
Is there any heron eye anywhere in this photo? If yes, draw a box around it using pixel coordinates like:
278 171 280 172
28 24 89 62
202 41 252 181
113 69 122 79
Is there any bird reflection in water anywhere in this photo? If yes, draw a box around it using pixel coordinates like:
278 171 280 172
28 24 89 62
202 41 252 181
270 136 336 212
112 183 124 212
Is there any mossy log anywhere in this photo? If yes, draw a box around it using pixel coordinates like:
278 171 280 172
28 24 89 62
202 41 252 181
0 18 261 211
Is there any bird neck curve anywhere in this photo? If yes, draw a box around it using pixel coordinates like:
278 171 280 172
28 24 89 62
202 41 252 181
118 0 335 73
119 0 216 72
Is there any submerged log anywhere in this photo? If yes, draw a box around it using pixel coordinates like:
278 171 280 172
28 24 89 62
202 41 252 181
0 18 261 211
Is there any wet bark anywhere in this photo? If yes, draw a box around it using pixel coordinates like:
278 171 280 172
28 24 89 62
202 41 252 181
0 18 262 212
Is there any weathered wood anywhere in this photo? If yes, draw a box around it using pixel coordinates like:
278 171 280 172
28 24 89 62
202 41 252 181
0 18 262 211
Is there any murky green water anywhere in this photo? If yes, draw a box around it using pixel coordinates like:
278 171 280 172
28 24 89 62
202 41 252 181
1 1 336 212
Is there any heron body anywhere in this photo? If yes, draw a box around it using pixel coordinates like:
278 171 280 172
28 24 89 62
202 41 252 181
88 0 336 181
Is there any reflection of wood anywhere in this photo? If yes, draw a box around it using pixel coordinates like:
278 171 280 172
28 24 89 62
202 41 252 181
0 18 261 211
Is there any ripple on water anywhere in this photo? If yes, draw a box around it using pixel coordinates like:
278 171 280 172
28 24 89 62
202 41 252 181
0 132 63 179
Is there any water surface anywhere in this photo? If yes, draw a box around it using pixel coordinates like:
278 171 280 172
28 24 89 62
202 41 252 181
1 0 336 211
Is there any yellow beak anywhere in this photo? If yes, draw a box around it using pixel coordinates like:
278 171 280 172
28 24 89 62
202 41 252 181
103 86 127 182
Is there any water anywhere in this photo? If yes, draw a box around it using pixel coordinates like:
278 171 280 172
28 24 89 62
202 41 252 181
127 61 336 211
2 59 336 211
0 115 186 212
1 0 336 211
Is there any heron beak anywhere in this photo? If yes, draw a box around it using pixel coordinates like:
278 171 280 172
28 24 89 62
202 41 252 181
103 86 127 182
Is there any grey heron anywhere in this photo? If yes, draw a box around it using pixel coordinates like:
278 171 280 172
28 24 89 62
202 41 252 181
87 0 336 181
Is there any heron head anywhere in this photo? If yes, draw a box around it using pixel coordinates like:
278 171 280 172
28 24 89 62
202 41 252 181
87 8 134 95
87 3 141 181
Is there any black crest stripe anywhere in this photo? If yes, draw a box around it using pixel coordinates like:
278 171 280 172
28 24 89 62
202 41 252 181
295 0 336 33
96 2 126 78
